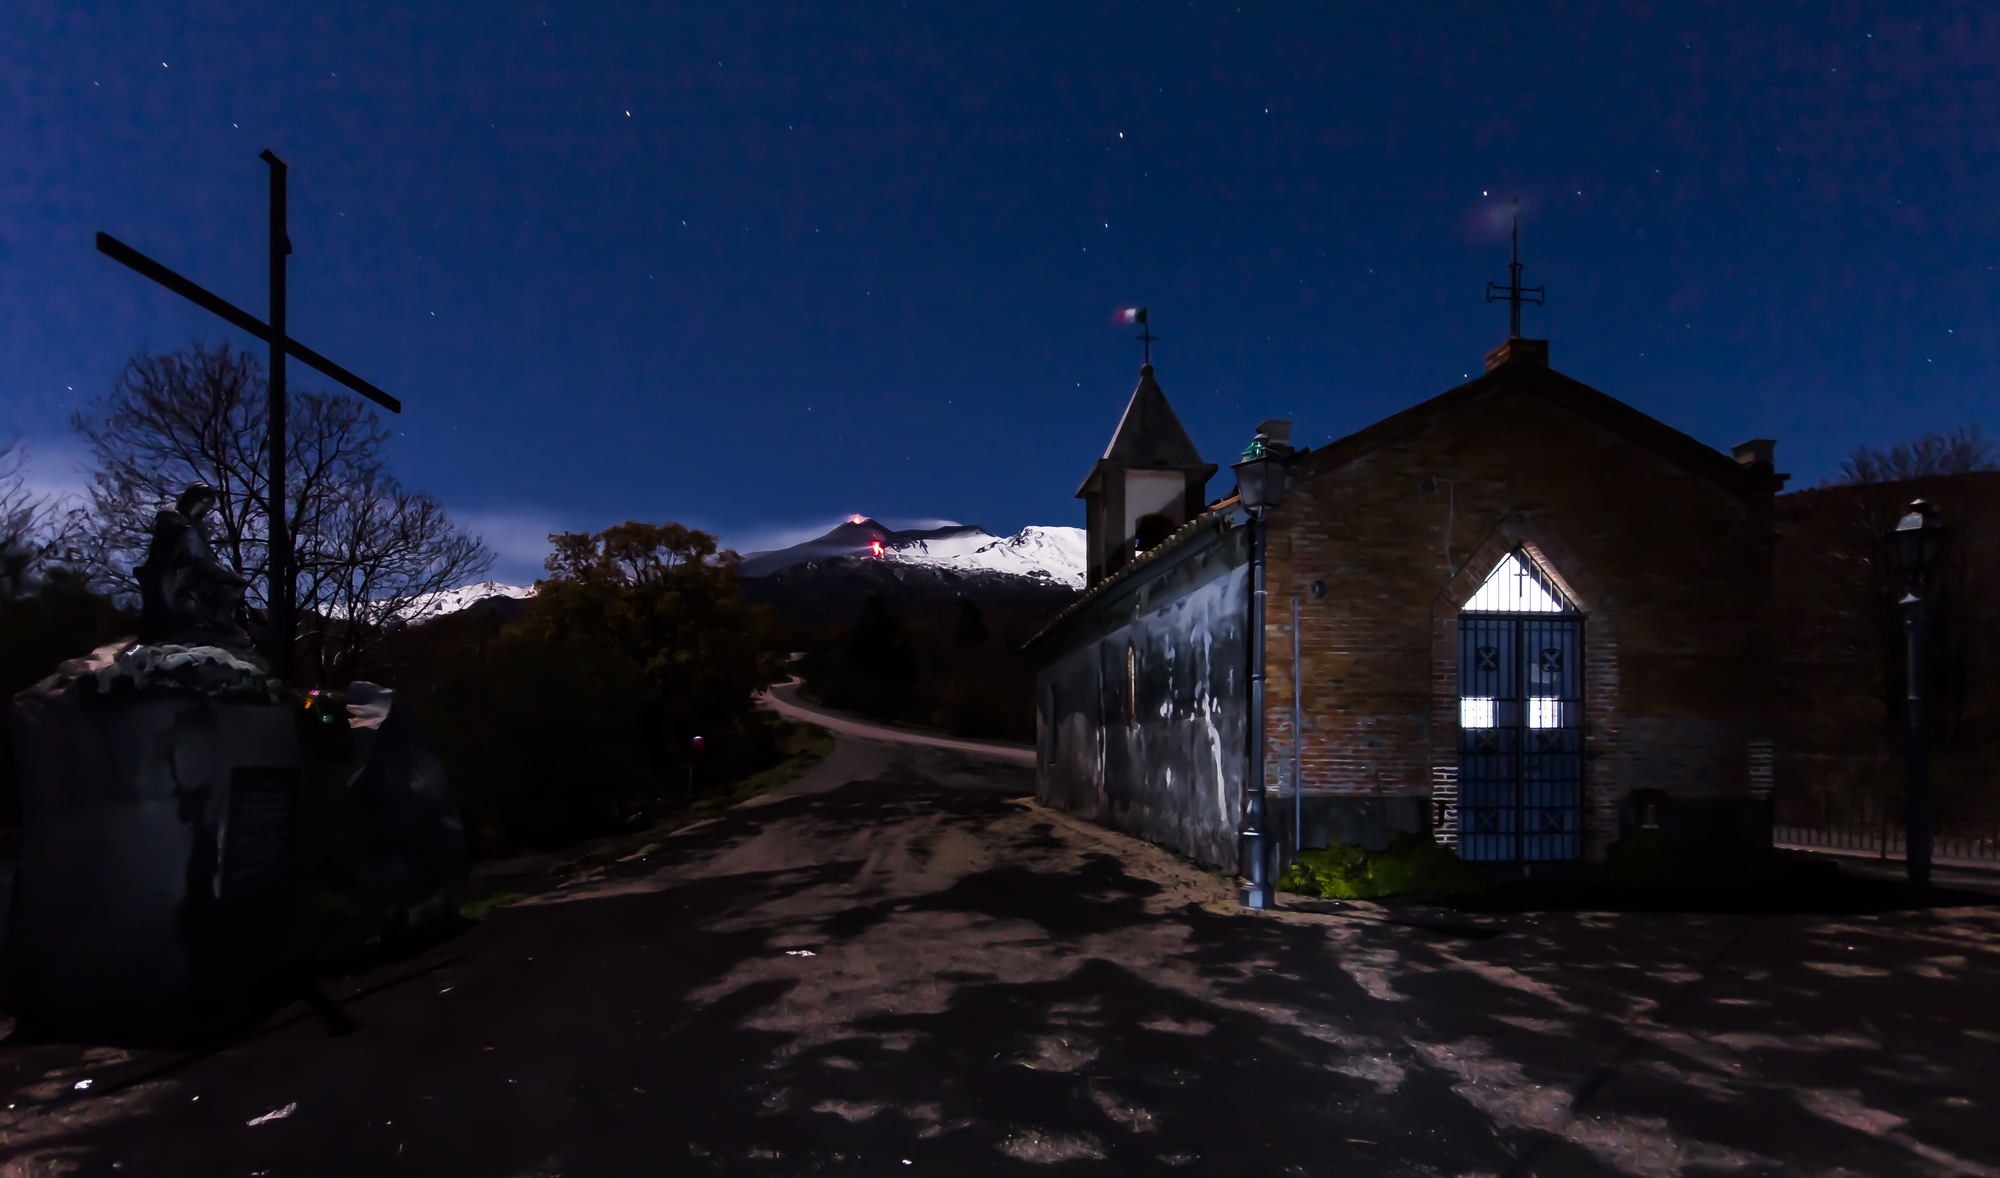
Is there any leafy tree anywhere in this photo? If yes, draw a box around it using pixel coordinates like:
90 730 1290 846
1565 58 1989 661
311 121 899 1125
411 520 787 856
520 521 785 741
842 593 919 686
952 598 990 649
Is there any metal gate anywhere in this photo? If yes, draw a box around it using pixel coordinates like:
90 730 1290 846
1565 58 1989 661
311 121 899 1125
1456 613 1584 861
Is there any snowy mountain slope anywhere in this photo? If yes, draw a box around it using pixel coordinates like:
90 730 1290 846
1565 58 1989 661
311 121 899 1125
737 518 1082 587
885 525 1084 589
406 580 536 618
423 519 1085 622
883 528 999 562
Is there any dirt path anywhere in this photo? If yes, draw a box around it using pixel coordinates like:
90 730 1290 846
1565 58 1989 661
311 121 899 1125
0 738 1995 1176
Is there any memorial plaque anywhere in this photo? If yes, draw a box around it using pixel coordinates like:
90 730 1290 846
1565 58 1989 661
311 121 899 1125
223 767 299 898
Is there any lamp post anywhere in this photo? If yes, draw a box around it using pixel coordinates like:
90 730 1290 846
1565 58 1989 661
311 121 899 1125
1887 498 1948 890
1233 433 1286 909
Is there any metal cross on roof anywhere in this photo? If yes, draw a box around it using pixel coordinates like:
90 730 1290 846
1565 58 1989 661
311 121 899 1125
1484 198 1546 339
96 150 403 682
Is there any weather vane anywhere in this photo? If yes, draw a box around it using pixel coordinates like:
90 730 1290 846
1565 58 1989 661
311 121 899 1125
1120 306 1154 364
1484 199 1545 339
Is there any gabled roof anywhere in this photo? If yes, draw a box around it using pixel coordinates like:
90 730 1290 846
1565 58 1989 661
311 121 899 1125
1076 363 1214 497
1294 345 1766 499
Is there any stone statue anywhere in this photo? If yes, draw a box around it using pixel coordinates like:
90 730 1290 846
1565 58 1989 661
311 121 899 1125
135 482 253 651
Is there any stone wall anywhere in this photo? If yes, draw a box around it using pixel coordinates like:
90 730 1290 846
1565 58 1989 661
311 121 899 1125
1035 523 1251 871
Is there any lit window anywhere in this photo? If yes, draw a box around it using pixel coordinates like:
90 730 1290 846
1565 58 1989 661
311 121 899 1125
1460 697 1496 728
1527 698 1562 729
1464 553 1571 613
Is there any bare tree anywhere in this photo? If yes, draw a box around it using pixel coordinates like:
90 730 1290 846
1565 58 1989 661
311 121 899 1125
0 440 89 600
1 441 48 600
299 470 490 686
71 341 492 684
1831 424 1998 486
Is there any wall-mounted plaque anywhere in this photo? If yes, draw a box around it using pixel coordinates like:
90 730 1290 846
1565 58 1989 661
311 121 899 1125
223 767 299 899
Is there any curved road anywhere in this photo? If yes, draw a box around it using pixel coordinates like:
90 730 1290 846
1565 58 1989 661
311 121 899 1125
10 691 1999 1173
759 678 1037 767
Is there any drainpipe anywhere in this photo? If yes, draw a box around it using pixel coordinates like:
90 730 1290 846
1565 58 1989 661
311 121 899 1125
1239 505 1275 909
1293 594 1302 854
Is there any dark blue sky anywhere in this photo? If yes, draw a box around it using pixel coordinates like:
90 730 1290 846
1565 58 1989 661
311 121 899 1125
5 2 1994 581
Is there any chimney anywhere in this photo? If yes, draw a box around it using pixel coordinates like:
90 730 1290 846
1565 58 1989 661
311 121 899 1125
1731 439 1776 467
1255 419 1294 454
1732 439 1791 491
1483 337 1549 373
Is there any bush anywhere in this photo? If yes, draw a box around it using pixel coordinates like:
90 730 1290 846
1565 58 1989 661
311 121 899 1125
415 631 672 857
798 594 1048 743
1603 829 1783 891
1278 833 1490 899
805 594 922 720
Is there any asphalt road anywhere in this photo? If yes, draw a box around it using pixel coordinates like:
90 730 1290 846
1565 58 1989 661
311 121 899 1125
759 680 1036 767
1 732 1997 1176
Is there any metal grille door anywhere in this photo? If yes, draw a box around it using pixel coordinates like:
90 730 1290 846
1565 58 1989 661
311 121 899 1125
1457 614 1584 861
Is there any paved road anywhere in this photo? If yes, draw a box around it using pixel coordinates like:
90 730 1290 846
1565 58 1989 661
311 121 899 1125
1 737 1997 1176
759 679 1036 767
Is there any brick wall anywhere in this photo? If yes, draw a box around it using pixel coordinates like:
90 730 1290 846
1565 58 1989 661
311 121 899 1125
1259 376 1774 862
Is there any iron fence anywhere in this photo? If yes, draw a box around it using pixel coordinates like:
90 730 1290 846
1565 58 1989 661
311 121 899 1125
1773 752 2000 866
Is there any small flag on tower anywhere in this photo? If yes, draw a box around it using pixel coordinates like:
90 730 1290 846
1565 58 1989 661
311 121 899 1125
1119 307 1147 325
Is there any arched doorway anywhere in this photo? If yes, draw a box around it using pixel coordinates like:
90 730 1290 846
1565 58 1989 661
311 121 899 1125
1456 551 1583 862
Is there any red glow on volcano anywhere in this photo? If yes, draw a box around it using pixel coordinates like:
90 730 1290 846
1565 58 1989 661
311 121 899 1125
870 539 884 557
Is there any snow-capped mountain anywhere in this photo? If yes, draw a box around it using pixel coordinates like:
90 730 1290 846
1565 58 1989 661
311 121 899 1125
737 518 1083 588
407 579 537 618
885 525 1085 589
420 519 1085 624
733 517 1084 624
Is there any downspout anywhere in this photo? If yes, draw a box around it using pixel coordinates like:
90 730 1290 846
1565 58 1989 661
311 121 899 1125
1292 594 1302 853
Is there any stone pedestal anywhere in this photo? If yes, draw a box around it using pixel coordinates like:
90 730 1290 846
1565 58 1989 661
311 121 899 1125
3 642 300 1031
2 643 469 1033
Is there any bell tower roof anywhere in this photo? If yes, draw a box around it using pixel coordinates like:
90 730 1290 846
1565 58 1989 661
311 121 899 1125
1077 363 1215 497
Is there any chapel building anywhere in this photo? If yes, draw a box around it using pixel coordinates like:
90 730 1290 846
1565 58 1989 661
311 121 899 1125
1025 336 1787 870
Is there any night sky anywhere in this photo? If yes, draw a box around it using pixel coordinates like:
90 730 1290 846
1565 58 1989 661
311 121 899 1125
5 3 1994 582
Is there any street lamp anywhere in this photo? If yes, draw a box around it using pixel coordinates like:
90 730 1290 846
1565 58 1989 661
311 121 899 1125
1887 498 1948 890
1233 433 1286 909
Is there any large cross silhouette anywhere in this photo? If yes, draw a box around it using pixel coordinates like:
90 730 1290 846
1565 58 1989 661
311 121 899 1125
97 150 402 682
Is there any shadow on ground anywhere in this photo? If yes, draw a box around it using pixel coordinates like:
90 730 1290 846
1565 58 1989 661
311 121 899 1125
0 748 1993 1176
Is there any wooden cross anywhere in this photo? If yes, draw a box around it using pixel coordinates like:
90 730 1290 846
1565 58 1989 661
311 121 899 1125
97 150 402 682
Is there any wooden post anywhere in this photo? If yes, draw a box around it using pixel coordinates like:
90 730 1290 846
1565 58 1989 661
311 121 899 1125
261 150 291 681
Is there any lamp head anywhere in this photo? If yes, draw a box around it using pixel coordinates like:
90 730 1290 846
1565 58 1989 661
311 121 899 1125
1231 433 1286 512
1889 498 1948 586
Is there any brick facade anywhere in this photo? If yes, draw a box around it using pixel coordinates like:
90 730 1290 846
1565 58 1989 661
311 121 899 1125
1258 346 1780 862
1031 340 1782 867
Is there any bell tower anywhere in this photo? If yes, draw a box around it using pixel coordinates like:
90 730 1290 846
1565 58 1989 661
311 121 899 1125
1075 362 1217 587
